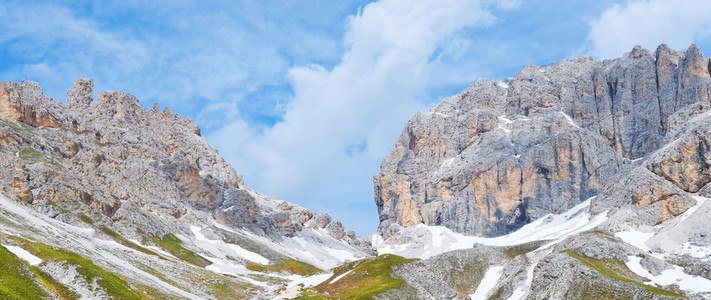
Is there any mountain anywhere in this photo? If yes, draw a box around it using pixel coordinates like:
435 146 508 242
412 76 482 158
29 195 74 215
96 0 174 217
374 44 711 238
367 44 711 299
2 44 711 300
0 79 369 299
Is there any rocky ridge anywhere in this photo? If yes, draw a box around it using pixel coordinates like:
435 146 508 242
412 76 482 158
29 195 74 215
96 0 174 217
0 78 360 241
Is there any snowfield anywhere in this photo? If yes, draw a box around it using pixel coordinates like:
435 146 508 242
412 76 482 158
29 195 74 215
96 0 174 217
373 197 608 259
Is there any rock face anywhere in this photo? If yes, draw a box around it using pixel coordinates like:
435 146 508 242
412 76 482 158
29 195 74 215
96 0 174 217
375 44 711 237
0 81 62 128
0 78 356 242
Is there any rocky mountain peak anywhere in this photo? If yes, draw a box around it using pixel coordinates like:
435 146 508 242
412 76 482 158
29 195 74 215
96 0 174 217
0 78 364 244
375 44 711 238
627 44 653 59
682 43 709 77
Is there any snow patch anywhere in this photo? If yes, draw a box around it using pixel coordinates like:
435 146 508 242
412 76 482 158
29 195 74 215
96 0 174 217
205 262 268 287
625 256 711 293
558 111 579 128
430 226 446 247
427 112 450 117
680 243 711 262
496 115 533 135
3 244 43 265
615 229 654 252
228 244 270 265
511 248 553 300
497 82 509 88
498 115 515 124
279 228 363 268
469 266 503 299
218 221 363 270
190 225 269 264
509 250 547 300
221 205 236 212
293 272 332 287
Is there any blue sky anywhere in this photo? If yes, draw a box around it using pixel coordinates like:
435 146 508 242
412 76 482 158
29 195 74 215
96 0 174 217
2 0 711 234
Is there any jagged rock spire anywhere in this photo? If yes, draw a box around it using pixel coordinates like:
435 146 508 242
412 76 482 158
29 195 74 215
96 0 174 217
67 77 93 109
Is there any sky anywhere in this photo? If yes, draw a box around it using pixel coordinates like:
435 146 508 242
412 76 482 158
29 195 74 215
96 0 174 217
2 0 711 234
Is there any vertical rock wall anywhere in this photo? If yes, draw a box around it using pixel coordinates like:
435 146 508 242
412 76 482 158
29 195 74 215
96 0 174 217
375 44 711 237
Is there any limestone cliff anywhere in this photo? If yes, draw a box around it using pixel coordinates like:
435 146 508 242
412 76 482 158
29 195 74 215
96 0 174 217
375 44 711 237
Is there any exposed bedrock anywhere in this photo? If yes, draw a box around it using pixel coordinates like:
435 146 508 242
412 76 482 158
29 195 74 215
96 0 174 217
376 44 711 237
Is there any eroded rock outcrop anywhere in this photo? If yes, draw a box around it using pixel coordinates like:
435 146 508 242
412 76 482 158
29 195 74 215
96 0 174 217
376 44 711 237
0 81 62 128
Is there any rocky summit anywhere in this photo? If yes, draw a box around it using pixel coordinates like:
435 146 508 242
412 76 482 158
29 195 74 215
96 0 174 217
2 44 711 300
375 44 711 238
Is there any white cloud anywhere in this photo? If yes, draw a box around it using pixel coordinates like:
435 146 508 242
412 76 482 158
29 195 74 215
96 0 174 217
589 0 711 58
208 0 518 233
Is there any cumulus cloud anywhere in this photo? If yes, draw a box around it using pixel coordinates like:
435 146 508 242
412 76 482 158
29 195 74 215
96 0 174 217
208 0 518 233
589 0 711 58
